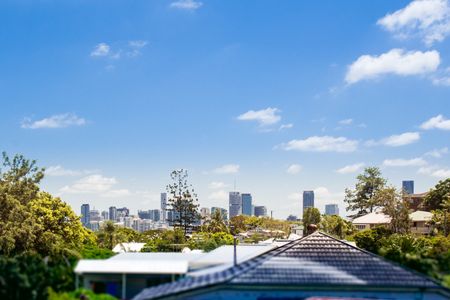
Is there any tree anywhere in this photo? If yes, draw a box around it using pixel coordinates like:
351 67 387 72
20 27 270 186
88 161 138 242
302 207 321 235
423 178 450 211
167 169 200 236
429 210 450 236
97 221 117 250
353 226 392 253
141 229 187 252
188 232 234 252
202 210 228 233
344 167 386 219
0 153 45 256
29 192 95 255
320 215 355 239
373 187 411 234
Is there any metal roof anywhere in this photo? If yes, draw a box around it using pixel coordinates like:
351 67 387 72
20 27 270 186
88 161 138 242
75 259 188 275
133 232 445 300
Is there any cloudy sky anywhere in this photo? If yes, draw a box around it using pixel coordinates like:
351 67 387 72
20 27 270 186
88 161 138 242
1 0 449 218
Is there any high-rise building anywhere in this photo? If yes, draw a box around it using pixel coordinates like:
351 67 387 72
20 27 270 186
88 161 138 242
211 207 228 221
229 192 242 219
81 204 90 227
402 180 414 195
89 209 101 222
117 207 129 219
325 204 339 216
287 215 297 221
109 206 117 221
303 191 315 211
254 206 267 217
161 193 168 222
101 210 109 221
200 207 211 219
241 193 253 216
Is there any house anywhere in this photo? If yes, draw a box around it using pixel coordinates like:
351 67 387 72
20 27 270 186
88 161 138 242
74 244 279 299
112 242 147 253
133 231 449 300
352 210 433 235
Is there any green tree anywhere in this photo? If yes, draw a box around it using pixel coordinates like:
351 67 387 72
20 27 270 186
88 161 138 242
97 221 117 250
353 226 392 253
302 207 321 235
29 192 95 255
320 215 355 239
202 210 228 233
141 229 187 252
373 187 411 234
344 167 387 218
167 169 200 236
423 178 450 211
429 210 450 236
188 232 234 252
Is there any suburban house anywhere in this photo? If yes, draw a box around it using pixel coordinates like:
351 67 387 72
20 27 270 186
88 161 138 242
133 231 450 300
74 243 280 299
352 210 433 234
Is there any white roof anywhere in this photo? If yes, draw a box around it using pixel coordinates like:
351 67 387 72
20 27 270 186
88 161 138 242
75 259 188 274
112 242 146 253
352 211 391 224
410 210 433 222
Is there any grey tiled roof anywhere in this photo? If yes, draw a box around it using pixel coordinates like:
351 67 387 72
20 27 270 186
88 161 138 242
133 231 442 300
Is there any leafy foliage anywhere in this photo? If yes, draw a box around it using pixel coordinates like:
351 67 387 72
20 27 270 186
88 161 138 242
320 215 355 239
302 207 321 235
141 229 187 252
373 187 410 234
48 288 117 300
188 232 234 252
201 210 229 233
344 167 386 218
167 169 200 235
423 178 450 211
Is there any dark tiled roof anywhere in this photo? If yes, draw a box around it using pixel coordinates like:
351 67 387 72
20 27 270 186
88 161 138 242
133 232 442 300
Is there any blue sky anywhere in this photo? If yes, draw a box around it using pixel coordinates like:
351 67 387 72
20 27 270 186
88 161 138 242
1 0 450 218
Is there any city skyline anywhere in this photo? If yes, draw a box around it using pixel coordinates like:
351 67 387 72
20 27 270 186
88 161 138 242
1 1 449 218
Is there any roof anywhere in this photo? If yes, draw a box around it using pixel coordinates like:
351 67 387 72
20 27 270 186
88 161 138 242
410 210 433 222
352 211 391 224
75 259 188 275
133 232 444 300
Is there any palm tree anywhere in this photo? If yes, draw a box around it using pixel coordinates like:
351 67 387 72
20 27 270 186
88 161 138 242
103 221 117 249
204 210 228 233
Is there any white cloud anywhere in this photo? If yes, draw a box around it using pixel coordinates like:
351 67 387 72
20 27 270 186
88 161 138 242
45 165 95 177
90 43 110 57
208 190 228 201
127 40 148 57
420 114 450 130
208 181 228 189
21 113 86 129
213 164 240 174
286 164 302 175
60 174 130 198
345 49 440 84
425 147 449 158
281 136 358 153
336 163 365 174
418 165 450 177
237 107 281 126
377 0 450 45
279 123 293 130
170 0 203 10
339 118 353 125
382 132 421 146
383 157 428 167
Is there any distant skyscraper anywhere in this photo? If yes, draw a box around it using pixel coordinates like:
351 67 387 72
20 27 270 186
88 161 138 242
229 192 242 218
200 207 211 219
254 206 267 217
109 206 117 221
101 210 109 221
161 193 168 222
81 204 90 227
241 193 253 216
303 191 315 211
402 180 414 194
325 204 339 216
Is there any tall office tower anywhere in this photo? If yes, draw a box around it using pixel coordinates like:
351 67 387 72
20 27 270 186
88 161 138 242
117 207 130 218
229 192 242 219
161 193 168 222
81 204 90 227
402 180 414 195
254 206 267 217
101 210 109 221
211 207 228 221
109 206 117 221
325 204 339 216
150 209 161 222
241 193 253 216
303 191 315 211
